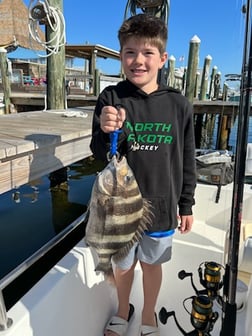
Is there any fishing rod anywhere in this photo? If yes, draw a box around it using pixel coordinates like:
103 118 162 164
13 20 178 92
220 0 252 335
160 1 252 334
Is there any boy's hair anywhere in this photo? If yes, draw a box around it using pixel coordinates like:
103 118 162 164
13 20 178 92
118 14 167 54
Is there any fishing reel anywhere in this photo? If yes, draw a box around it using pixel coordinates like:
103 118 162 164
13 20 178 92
159 261 224 335
159 295 219 335
179 261 224 301
198 261 224 301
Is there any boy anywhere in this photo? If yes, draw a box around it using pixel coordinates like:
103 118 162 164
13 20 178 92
90 13 196 336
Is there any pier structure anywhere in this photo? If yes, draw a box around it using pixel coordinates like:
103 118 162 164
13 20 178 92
0 98 246 197
0 108 93 195
0 0 246 197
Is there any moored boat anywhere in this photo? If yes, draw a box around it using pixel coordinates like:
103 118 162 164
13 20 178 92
0 180 252 335
1 1 252 335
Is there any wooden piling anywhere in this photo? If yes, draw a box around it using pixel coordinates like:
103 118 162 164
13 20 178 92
195 55 212 148
185 35 201 103
195 114 203 148
209 66 218 99
194 71 200 99
217 83 232 149
222 82 229 101
46 0 65 110
0 47 11 114
213 71 221 100
94 69 100 96
218 115 229 150
167 55 175 87
45 0 67 186
199 55 212 100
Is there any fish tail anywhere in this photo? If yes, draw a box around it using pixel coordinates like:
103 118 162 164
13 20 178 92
104 271 116 286
95 262 116 285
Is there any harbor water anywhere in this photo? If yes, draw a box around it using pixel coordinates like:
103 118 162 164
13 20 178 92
0 157 104 280
0 118 252 282
202 115 252 152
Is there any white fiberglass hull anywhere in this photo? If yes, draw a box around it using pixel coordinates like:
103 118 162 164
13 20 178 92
2 182 252 336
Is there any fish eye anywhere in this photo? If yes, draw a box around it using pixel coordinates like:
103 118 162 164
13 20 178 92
124 175 131 183
104 174 113 184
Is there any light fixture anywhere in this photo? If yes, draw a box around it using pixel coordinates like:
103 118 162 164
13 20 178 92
29 1 52 24
30 3 47 21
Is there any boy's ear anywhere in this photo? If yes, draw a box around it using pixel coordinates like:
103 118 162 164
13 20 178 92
159 52 168 68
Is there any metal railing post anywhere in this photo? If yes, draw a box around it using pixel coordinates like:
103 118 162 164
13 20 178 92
0 290 12 331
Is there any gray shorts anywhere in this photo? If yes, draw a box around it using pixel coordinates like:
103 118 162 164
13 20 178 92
112 233 174 270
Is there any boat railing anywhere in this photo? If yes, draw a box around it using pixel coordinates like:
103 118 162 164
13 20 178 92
0 212 87 331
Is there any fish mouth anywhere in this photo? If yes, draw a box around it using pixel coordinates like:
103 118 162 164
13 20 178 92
97 156 131 194
114 156 128 176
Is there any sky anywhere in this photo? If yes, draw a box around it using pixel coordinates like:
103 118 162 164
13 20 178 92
10 0 246 86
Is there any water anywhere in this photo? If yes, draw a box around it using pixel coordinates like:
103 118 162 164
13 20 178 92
0 157 104 280
229 116 252 151
1 116 251 281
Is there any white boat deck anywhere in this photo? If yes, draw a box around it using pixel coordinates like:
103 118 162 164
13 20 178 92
2 183 252 335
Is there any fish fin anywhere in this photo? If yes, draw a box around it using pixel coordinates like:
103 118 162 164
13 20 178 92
142 198 154 229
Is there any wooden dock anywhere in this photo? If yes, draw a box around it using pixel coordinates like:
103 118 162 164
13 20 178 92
8 91 98 110
0 94 249 196
0 90 247 115
0 107 94 195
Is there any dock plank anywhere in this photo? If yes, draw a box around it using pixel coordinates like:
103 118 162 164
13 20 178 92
0 138 36 158
0 108 94 195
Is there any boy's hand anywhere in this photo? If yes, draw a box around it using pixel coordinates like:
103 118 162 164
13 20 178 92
178 215 193 234
100 106 126 133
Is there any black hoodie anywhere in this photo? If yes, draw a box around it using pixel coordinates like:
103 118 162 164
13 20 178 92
90 79 196 232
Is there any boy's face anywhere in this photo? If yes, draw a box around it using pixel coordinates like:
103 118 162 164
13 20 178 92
120 37 167 94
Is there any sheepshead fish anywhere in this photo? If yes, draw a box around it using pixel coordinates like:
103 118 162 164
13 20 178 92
85 155 153 279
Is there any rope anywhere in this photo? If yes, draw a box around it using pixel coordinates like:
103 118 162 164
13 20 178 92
28 0 66 57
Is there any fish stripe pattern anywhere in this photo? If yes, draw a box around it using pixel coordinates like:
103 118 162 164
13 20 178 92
85 155 153 280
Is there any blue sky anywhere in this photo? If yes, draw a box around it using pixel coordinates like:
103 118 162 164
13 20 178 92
11 0 245 85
